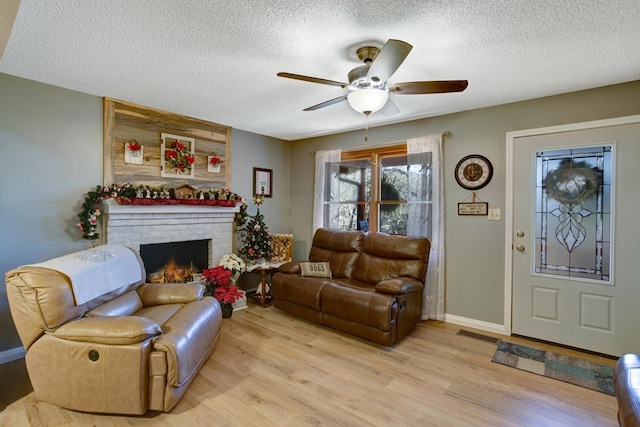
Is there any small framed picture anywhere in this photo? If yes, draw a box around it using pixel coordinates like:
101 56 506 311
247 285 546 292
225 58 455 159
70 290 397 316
253 167 272 197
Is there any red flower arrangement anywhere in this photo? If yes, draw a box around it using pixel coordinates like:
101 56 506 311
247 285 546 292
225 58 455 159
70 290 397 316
127 140 141 151
165 141 195 173
209 156 223 166
202 266 243 304
202 265 231 286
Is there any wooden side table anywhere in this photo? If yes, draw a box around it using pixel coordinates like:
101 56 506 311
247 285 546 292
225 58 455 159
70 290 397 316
246 263 283 307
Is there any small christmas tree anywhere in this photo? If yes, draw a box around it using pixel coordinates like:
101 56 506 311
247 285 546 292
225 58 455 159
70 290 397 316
238 194 273 263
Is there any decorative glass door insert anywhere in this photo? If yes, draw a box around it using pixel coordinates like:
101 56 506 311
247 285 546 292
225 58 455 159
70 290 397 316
534 145 613 281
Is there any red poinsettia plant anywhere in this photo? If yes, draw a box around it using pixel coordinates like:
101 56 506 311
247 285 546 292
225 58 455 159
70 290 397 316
127 140 141 151
202 266 243 304
209 156 224 166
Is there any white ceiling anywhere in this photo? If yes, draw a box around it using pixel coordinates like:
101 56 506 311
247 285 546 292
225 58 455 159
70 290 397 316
1 1 639 141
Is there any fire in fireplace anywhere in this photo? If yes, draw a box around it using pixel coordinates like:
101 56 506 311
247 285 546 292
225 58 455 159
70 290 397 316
139 240 209 283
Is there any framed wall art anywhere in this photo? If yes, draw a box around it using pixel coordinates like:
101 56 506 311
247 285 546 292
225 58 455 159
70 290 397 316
160 133 195 179
124 140 143 165
253 167 272 197
457 202 489 215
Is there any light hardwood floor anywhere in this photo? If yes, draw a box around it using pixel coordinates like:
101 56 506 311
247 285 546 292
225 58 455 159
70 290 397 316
0 306 618 426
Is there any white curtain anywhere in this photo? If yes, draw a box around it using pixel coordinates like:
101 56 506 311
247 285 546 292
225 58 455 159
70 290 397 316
407 134 445 320
312 149 342 233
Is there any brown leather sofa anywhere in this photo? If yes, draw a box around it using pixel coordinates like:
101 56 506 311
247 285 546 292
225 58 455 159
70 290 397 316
5 244 222 415
272 228 430 345
614 354 640 427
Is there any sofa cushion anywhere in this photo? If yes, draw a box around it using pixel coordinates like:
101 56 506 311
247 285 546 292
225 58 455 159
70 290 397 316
137 283 204 306
85 290 144 317
135 304 184 327
309 229 364 278
300 262 332 278
53 316 161 345
271 274 329 311
352 232 430 284
320 280 397 331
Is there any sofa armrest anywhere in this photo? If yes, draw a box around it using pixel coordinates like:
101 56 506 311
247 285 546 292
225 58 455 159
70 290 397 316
375 278 424 295
277 261 302 274
151 298 221 387
137 283 204 306
52 316 161 345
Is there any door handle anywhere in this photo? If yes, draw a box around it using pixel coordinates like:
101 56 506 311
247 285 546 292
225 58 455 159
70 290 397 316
516 244 525 252
516 230 525 238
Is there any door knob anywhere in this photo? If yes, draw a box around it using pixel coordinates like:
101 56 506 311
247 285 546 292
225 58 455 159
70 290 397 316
516 244 525 252
516 230 525 238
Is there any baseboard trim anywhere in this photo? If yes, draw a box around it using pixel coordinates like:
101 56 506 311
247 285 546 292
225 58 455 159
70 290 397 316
444 314 508 336
0 346 26 364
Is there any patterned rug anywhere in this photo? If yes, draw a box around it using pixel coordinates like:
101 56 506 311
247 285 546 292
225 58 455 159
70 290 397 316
491 340 615 395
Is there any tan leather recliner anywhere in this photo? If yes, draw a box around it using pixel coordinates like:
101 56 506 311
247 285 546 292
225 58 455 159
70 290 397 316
5 244 222 414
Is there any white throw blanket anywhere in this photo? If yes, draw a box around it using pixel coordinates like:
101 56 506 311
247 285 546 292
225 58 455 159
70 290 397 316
25 244 144 305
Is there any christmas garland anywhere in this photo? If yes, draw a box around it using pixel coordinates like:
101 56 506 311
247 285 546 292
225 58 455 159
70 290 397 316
77 184 135 240
77 183 243 241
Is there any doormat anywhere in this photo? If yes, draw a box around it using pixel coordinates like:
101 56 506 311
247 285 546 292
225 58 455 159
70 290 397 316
491 340 615 395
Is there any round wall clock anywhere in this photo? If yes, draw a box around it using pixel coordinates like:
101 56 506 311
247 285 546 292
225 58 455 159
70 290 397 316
454 154 493 190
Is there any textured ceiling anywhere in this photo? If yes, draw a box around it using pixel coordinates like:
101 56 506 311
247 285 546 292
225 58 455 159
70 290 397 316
1 1 639 141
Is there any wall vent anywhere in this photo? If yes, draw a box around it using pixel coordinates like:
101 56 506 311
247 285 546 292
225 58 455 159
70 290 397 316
456 329 499 344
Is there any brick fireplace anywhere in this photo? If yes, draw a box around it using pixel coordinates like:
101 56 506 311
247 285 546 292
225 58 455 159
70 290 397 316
101 198 239 269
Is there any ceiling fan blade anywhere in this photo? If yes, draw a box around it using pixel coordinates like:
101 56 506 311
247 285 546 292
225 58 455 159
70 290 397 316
378 98 400 117
367 39 413 84
303 95 348 111
391 80 469 94
277 72 348 88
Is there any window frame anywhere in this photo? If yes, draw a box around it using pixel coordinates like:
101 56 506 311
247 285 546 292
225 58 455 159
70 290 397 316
340 144 407 233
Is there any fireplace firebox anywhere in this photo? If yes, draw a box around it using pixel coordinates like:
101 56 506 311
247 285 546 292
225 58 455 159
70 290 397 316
140 240 209 283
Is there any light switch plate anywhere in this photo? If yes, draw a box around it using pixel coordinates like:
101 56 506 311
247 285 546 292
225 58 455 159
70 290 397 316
488 208 501 221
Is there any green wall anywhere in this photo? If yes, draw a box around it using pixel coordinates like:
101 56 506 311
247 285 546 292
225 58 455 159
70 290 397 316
287 80 640 326
1 70 639 358
0 73 291 359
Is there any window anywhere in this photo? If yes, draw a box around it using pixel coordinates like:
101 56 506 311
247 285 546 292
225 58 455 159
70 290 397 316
323 145 413 234
314 134 445 319
534 145 612 281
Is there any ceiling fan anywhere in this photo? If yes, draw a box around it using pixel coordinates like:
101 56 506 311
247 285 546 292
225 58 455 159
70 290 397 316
277 39 468 117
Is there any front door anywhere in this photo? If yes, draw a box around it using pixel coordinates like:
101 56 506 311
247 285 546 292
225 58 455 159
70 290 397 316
510 116 640 356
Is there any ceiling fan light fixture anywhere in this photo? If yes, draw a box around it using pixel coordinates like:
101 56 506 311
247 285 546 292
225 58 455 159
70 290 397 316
347 88 388 115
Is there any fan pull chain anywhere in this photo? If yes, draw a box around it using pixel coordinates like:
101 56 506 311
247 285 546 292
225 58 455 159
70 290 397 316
364 114 370 142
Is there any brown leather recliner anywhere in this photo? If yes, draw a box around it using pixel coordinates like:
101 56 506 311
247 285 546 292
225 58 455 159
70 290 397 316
272 228 430 345
5 244 222 415
614 354 640 427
